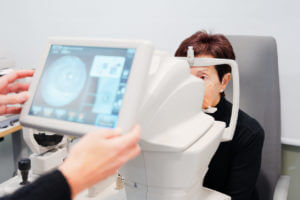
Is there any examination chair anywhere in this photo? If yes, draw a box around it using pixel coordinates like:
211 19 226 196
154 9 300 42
226 35 290 200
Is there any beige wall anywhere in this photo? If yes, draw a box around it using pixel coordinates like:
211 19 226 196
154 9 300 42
282 144 300 200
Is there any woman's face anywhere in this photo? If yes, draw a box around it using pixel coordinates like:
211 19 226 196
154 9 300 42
190 54 231 109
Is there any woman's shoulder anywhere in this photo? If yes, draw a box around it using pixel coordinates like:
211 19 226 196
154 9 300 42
234 109 265 147
238 109 264 134
219 98 264 145
222 98 264 135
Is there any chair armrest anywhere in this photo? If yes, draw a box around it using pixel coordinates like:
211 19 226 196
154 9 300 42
273 175 290 200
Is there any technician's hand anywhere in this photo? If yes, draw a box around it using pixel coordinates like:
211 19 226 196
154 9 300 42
0 70 34 114
59 125 141 199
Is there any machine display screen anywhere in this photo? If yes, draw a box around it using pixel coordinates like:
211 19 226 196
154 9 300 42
29 45 136 128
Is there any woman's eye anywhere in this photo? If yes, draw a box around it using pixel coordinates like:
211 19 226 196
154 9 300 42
198 75 208 80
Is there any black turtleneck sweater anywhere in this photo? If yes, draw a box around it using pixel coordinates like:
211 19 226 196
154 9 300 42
203 97 264 200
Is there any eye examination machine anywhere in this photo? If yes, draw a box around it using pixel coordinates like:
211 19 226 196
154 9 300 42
0 38 239 200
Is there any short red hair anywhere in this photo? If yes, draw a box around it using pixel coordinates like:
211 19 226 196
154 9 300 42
175 31 235 84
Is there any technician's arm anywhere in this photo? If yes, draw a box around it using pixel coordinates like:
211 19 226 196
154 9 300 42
0 126 141 200
1 170 71 200
225 128 264 200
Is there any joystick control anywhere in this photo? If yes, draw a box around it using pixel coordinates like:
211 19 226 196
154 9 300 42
18 159 31 185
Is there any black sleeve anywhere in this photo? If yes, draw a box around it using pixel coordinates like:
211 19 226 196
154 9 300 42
225 128 264 200
0 170 71 200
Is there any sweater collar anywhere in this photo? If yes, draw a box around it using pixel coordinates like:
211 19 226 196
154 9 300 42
208 96 226 119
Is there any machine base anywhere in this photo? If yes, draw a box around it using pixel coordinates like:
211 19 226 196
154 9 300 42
1 177 230 200
75 182 230 200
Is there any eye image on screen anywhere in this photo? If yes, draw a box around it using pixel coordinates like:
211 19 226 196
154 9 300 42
41 56 87 107
29 45 136 128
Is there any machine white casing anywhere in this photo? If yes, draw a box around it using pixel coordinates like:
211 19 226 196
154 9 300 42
22 128 69 175
117 50 239 200
22 128 68 155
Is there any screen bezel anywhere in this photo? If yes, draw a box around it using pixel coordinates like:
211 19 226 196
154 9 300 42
20 38 154 137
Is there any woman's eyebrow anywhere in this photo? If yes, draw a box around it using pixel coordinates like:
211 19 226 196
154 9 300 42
192 67 209 73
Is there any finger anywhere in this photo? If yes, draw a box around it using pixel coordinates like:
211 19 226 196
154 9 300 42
106 132 122 139
101 145 140 176
0 106 22 115
125 144 141 161
5 107 22 114
89 128 122 139
111 125 141 152
0 70 34 92
6 83 30 94
0 92 29 105
102 129 123 139
0 105 6 115
106 128 122 139
116 144 141 166
5 70 34 84
121 144 141 160
0 76 9 92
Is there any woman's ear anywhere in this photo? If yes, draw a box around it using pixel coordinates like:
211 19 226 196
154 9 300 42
220 73 231 92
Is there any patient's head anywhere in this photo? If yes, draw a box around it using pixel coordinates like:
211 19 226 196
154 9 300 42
175 31 235 109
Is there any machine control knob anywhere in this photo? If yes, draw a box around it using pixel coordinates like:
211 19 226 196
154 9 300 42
18 158 31 185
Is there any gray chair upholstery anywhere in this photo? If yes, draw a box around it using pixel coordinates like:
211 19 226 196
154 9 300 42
225 35 289 200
